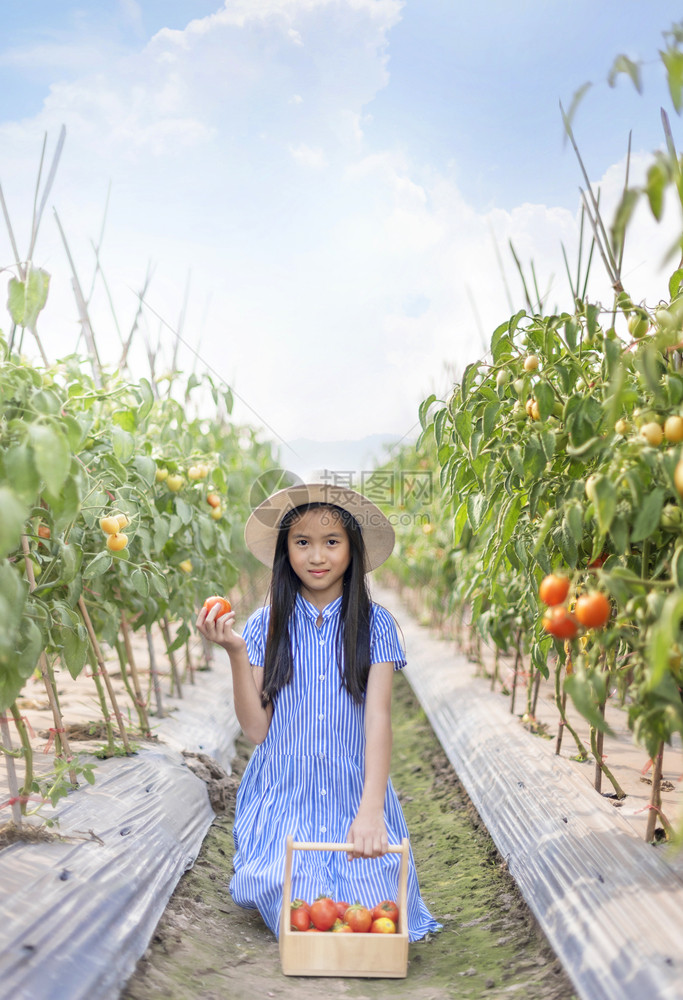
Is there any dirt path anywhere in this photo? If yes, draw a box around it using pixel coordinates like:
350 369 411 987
122 673 577 1000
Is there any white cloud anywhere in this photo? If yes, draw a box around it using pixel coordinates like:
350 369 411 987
289 143 327 167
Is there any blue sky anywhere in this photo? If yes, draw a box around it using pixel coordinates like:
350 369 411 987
1 1 682 467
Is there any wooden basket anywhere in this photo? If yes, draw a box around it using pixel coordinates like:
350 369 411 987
279 836 410 978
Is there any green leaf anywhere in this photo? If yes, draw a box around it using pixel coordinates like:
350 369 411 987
534 380 555 421
136 378 155 422
130 567 149 598
564 502 584 547
175 497 193 525
27 423 70 495
133 455 156 487
453 410 473 447
56 540 82 585
462 362 480 399
419 394 437 431
467 493 487 532
482 402 501 438
563 82 593 135
112 426 135 464
564 671 613 734
646 159 669 221
631 487 665 542
593 476 617 535
2 445 40 502
0 488 30 558
607 53 642 93
83 551 113 579
662 47 683 113
7 268 50 327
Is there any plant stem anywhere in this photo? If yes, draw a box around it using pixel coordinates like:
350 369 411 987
161 618 183 698
554 652 589 759
0 714 22 828
119 612 151 735
510 630 522 715
39 652 78 787
78 597 132 754
9 704 33 811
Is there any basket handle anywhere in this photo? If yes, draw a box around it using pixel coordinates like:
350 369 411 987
280 836 410 936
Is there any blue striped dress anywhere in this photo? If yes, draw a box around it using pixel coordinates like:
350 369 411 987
229 592 441 941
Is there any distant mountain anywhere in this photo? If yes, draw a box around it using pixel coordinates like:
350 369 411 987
278 433 409 482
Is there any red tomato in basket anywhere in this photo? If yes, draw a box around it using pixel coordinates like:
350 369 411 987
291 897 310 913
335 900 350 919
371 917 396 934
310 896 337 931
291 907 312 932
332 919 353 933
371 900 399 924
344 903 372 933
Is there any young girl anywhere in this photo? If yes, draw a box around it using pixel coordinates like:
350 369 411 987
196 482 440 941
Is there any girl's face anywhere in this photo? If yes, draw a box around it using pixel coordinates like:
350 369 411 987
287 506 351 608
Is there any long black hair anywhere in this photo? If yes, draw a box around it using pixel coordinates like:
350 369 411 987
260 502 372 708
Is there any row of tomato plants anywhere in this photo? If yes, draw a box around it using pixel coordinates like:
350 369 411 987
0 287 278 820
374 35 683 842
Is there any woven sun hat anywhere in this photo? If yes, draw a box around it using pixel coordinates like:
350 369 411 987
244 482 395 571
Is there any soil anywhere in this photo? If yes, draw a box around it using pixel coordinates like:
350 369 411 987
121 673 578 1000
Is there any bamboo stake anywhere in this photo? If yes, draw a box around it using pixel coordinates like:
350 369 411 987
161 618 183 699
87 650 116 753
0 715 22 828
510 630 522 715
77 597 132 754
554 650 589 760
645 743 664 842
119 612 151 734
146 628 166 718
20 533 77 784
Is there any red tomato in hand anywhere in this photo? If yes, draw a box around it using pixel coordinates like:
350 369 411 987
310 896 337 931
203 595 231 618
371 900 399 924
344 903 372 933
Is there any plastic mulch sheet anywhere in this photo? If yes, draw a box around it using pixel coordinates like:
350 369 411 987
0 654 240 1000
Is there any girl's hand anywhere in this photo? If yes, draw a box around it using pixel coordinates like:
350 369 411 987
196 604 246 656
346 808 389 861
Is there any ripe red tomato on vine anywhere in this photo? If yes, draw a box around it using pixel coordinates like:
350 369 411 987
542 605 578 640
539 574 570 607
575 592 611 629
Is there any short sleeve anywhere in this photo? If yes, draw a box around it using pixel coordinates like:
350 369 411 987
241 606 270 667
369 604 406 670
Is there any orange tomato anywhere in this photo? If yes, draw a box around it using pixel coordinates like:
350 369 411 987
106 533 128 552
206 493 221 508
37 524 51 540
